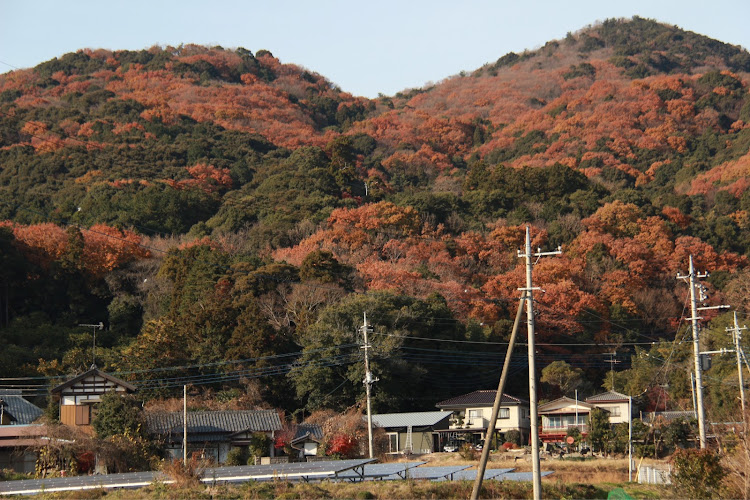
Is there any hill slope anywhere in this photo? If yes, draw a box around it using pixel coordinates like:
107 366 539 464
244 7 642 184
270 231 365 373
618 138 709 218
0 17 749 417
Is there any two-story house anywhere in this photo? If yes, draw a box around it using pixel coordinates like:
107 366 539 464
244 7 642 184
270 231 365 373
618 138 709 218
435 390 530 447
585 390 632 425
538 396 598 443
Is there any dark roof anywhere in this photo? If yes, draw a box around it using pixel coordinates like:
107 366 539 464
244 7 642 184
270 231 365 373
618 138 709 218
0 390 43 425
146 410 282 438
436 390 525 409
641 411 696 424
292 423 324 444
585 391 630 403
51 368 136 394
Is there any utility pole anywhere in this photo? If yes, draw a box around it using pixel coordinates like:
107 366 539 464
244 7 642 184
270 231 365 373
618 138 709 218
727 312 747 419
605 351 620 390
361 313 378 459
677 255 728 448
518 226 561 500
183 384 188 465
628 394 633 482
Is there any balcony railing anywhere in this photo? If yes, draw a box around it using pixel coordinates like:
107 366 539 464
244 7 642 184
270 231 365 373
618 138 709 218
449 417 487 429
541 423 588 433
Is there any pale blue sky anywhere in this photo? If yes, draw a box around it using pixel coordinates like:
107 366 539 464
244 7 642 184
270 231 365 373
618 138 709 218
1 1 748 98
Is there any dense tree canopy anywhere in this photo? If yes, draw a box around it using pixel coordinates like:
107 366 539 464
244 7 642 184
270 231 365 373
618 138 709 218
0 18 748 425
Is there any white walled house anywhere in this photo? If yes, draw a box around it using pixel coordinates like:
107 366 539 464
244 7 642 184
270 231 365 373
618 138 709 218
435 390 530 446
585 391 632 425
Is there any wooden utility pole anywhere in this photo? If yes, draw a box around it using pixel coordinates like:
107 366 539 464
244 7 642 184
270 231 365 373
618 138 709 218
517 226 561 500
470 292 526 500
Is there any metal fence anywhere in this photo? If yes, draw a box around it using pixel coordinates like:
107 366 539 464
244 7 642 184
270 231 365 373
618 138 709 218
637 465 672 485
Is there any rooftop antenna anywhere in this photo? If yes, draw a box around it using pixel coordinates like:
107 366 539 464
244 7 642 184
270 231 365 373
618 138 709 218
79 322 104 369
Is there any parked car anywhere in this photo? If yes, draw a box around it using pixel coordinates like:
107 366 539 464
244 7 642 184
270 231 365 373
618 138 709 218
443 439 463 452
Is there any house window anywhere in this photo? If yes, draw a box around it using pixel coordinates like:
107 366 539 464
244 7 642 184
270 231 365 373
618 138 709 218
610 406 621 416
498 408 510 419
387 433 398 453
468 410 482 425
546 416 563 429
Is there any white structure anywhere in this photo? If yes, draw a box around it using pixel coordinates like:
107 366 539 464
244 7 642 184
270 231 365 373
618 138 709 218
585 391 632 425
436 391 530 445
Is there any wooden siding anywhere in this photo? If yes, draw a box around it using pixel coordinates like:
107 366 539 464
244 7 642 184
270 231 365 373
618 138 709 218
60 405 94 434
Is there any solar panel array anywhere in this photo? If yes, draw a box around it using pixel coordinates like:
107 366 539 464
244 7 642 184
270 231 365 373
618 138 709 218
201 458 375 483
335 461 426 481
398 465 472 480
0 460 554 496
0 471 161 496
0 459 375 496
447 467 515 481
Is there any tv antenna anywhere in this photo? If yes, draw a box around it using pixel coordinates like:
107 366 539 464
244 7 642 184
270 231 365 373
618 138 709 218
79 322 104 369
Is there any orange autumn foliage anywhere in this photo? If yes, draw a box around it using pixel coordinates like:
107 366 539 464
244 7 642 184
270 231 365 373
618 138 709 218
2 222 150 278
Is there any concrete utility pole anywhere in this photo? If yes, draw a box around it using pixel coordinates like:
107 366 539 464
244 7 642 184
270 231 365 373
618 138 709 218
677 255 728 448
183 385 188 465
678 256 708 448
361 313 378 459
518 226 561 500
727 312 747 419
628 395 633 482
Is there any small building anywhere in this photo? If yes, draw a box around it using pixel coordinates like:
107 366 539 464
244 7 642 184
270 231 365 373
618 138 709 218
371 411 452 454
435 390 530 446
146 410 282 464
538 397 602 443
289 423 323 459
51 368 136 434
0 390 46 473
585 391 632 425
0 425 48 473
0 390 44 426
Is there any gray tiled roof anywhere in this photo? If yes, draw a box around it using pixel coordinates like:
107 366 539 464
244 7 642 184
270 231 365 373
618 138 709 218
291 423 324 444
0 390 43 425
146 410 282 437
294 423 323 441
371 411 452 429
641 411 696 424
585 391 630 403
436 390 525 408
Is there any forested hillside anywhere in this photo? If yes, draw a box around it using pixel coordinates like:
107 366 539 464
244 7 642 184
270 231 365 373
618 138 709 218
1 17 749 419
